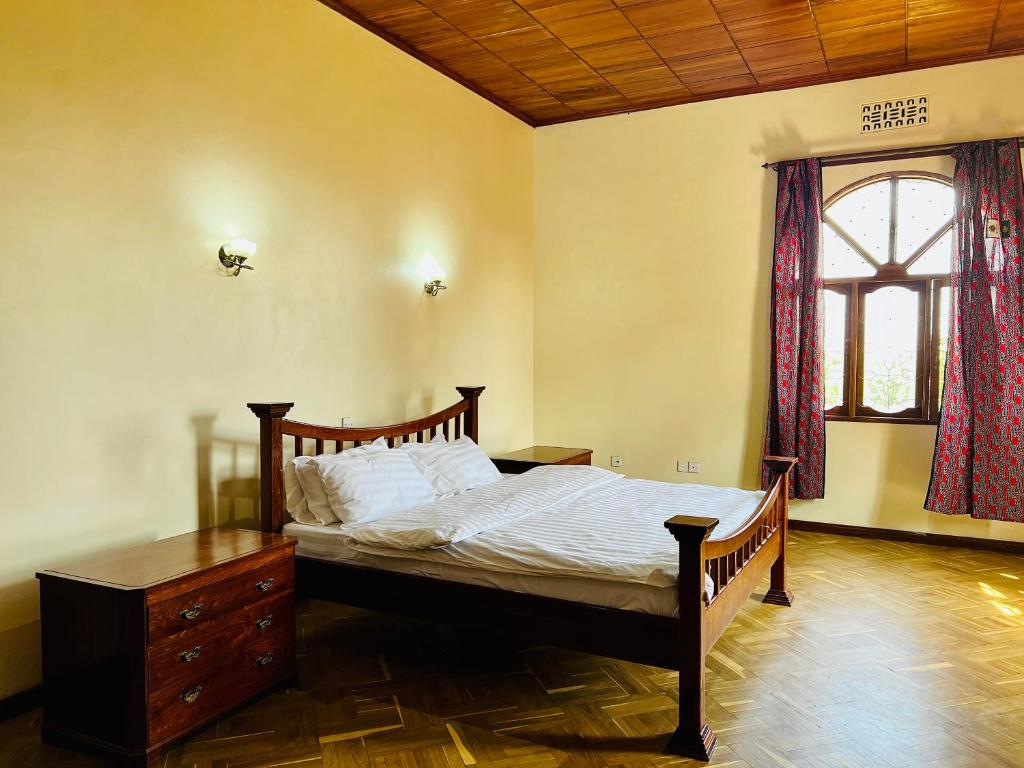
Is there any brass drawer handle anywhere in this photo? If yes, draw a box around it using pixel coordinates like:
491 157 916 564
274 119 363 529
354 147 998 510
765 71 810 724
179 646 201 663
181 685 203 704
178 603 203 621
255 578 275 593
255 615 273 630
256 651 275 667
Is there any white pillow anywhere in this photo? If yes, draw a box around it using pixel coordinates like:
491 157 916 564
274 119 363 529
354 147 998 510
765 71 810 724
315 449 435 525
293 438 388 525
284 459 316 525
405 436 501 496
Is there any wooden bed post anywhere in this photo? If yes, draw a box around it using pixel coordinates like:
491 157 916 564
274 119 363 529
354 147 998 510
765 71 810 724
455 386 485 442
247 402 294 534
664 515 719 761
762 456 797 607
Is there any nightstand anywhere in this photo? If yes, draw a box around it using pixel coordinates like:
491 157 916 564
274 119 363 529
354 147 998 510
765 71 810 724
37 528 296 767
492 445 593 474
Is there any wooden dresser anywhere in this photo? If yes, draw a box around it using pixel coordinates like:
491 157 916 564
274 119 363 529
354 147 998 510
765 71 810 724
37 528 296 767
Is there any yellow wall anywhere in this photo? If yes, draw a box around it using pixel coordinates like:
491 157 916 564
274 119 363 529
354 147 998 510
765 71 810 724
0 0 533 698
534 56 1024 545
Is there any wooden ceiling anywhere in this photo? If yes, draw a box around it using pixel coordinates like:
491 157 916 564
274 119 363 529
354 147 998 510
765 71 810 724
319 0 1024 126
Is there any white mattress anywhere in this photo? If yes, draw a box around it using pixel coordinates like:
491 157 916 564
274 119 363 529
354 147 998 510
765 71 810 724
284 467 765 618
285 520 680 616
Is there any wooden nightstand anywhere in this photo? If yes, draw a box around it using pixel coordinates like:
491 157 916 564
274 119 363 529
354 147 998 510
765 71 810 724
492 445 593 474
37 528 296 767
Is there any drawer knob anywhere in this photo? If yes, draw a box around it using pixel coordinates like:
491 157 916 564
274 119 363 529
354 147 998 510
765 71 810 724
181 685 203 704
179 645 201 663
256 651 275 667
179 603 204 621
255 578 275 593
255 615 273 630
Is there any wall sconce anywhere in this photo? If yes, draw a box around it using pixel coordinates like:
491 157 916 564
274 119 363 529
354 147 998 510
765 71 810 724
219 238 257 276
417 255 447 297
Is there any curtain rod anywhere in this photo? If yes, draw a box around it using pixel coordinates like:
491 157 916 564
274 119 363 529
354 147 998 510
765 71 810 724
762 137 1024 170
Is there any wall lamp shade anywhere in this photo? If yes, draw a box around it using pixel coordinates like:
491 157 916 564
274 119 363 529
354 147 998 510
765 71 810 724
219 239 257 276
417 255 447 296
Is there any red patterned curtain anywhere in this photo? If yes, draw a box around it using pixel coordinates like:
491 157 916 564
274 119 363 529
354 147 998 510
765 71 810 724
763 159 826 499
926 139 1024 521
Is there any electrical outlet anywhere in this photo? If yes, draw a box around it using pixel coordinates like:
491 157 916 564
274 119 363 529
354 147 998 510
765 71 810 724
341 417 354 428
687 461 700 474
610 456 624 468
676 460 687 472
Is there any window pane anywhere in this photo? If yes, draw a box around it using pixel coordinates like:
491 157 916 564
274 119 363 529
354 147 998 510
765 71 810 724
906 229 953 275
896 179 954 262
823 223 875 278
936 285 951 404
826 180 891 262
823 290 847 410
862 285 919 413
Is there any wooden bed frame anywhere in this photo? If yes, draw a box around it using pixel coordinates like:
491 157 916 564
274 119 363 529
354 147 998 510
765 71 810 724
248 386 796 761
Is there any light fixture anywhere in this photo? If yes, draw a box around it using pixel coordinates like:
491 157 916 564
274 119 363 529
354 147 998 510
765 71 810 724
219 238 257 276
416 254 447 297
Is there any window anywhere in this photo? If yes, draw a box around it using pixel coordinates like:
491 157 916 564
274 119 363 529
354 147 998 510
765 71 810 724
822 172 952 424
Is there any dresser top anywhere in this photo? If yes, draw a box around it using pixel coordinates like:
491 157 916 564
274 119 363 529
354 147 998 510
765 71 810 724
494 446 592 464
37 528 295 589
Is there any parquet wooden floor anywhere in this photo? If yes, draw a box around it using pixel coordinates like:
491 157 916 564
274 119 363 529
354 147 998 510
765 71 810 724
4 531 1024 767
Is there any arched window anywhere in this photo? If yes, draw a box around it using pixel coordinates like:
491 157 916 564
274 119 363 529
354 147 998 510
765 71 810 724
822 172 952 423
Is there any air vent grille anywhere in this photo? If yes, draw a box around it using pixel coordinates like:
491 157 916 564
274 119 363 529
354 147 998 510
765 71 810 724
860 96 929 133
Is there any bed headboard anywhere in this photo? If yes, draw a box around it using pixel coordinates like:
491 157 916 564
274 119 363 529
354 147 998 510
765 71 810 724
247 386 485 533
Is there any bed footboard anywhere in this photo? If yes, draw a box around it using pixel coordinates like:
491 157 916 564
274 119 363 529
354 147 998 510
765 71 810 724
663 456 797 760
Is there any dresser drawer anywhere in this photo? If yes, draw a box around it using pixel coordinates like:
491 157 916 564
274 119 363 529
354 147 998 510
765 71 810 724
149 627 292 746
148 556 294 641
148 591 294 693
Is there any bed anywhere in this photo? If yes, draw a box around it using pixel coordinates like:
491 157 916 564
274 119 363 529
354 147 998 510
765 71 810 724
249 387 796 760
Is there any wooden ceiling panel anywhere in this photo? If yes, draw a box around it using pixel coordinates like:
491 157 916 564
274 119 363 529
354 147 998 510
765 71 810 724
429 0 537 38
710 0 808 23
821 20 906 72
992 0 1024 52
543 9 639 48
477 25 554 53
687 73 758 94
743 37 826 76
620 0 721 37
575 38 663 72
371 7 467 50
522 0 617 23
811 0 906 36
668 51 750 83
755 60 830 85
318 0 1024 124
603 66 692 101
908 8 1000 62
646 25 736 61
725 8 820 48
560 87 633 111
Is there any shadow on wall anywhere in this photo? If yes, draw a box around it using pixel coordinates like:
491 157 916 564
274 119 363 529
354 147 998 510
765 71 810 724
0 590 41 699
740 124 813 486
191 412 260 531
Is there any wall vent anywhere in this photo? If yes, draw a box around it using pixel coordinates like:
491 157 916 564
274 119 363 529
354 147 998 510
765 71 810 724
860 95 929 133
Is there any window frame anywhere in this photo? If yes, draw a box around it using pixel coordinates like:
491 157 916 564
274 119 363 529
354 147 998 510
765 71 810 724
822 171 953 426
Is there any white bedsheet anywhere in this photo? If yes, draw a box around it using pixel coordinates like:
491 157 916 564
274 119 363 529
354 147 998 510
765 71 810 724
285 466 765 617
340 465 764 588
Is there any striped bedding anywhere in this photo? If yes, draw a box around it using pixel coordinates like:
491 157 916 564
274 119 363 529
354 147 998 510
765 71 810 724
339 465 765 589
